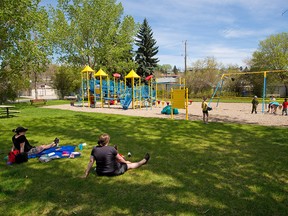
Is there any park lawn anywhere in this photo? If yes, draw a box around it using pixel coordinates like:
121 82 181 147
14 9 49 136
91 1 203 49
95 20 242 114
0 105 287 216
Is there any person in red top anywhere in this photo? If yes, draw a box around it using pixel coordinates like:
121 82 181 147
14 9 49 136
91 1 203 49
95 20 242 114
282 98 288 116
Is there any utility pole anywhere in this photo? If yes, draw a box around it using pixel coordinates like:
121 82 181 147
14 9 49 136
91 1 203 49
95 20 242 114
184 40 187 76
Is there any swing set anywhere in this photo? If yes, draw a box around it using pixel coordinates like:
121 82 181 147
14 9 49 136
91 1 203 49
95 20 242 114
210 70 288 113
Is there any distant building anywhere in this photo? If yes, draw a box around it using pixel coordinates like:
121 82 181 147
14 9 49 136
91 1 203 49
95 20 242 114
156 74 184 92
267 84 287 98
22 84 58 99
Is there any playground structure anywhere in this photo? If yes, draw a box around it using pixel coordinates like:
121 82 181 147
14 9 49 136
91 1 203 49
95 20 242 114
210 70 288 113
80 66 158 109
154 76 189 120
80 66 188 110
170 87 189 120
155 76 186 107
81 65 94 107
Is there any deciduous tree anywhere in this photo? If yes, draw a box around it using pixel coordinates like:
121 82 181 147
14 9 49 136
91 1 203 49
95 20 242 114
53 65 81 99
250 32 288 96
49 0 136 76
186 57 222 97
0 0 51 101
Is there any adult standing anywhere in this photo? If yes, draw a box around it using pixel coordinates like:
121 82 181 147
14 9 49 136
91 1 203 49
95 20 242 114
83 133 150 177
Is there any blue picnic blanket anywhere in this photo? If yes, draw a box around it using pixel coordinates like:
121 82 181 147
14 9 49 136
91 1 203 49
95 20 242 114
28 145 77 159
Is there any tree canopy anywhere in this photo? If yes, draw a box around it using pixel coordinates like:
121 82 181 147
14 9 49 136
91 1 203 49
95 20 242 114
250 32 288 96
0 0 51 101
186 57 223 96
251 32 288 70
49 0 137 75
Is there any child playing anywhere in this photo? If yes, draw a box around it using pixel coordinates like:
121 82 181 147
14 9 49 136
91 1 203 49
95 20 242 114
282 98 288 116
251 96 259 114
201 97 209 124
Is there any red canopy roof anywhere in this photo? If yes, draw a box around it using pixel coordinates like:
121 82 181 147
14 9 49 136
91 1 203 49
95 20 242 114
145 75 153 81
113 73 121 78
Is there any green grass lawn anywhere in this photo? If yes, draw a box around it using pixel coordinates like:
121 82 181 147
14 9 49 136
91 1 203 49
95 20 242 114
0 103 287 215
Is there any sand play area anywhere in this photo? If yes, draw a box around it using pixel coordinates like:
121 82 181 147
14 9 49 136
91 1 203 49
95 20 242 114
44 102 288 127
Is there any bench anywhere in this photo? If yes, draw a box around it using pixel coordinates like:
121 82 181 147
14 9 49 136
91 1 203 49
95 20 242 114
64 96 77 100
30 99 47 105
64 96 78 106
0 110 20 117
8 110 20 114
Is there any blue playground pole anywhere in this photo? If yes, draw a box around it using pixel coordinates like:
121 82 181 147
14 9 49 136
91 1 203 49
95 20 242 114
208 80 221 107
262 72 267 113
216 79 224 107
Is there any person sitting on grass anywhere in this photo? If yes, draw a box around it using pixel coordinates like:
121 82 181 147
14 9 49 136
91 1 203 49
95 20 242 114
83 133 150 178
11 126 59 156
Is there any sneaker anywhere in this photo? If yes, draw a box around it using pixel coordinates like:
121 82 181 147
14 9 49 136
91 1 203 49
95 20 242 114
144 153 150 164
54 138 60 146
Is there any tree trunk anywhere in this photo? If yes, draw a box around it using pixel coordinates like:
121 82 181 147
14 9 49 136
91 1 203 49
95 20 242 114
34 71 38 99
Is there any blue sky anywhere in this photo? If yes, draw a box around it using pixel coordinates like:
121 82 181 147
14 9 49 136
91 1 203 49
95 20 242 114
41 0 288 70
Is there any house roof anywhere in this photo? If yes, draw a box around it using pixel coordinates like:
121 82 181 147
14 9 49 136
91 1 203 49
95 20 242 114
156 77 178 84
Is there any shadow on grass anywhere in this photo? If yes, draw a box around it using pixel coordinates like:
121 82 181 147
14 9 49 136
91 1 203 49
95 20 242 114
0 109 287 215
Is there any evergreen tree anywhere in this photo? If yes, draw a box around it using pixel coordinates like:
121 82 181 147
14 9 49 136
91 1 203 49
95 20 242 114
135 18 159 81
173 65 179 75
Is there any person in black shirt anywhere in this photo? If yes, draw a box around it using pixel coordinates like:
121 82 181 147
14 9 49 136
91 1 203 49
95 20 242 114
83 133 150 177
11 126 59 156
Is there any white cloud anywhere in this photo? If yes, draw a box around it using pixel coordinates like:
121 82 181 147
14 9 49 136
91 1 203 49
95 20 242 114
118 0 286 68
157 44 255 69
221 28 275 38
208 45 254 60
158 54 185 69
